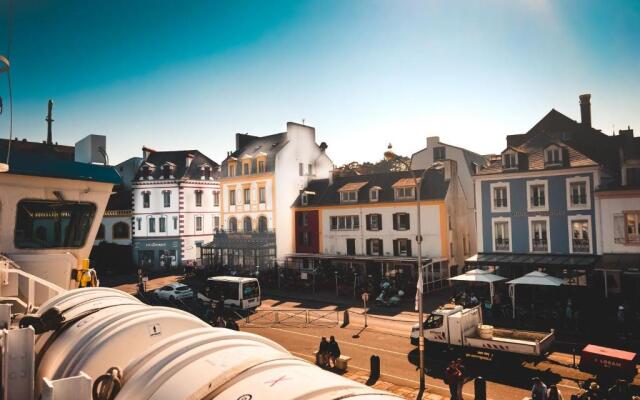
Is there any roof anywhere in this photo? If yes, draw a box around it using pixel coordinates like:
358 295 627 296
466 252 600 269
225 133 286 164
0 140 120 184
294 168 449 207
133 150 219 181
412 139 488 174
338 182 368 192
106 188 132 211
207 276 259 283
392 178 419 188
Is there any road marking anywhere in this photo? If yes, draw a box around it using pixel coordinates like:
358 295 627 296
269 327 409 356
289 351 492 400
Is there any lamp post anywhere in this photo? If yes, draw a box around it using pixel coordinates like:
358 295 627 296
384 144 427 393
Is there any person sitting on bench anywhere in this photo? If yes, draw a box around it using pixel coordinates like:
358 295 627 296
327 336 341 368
316 337 330 368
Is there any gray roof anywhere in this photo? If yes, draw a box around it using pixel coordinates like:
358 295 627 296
133 150 219 180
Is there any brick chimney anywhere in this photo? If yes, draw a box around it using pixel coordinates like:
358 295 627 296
579 94 591 128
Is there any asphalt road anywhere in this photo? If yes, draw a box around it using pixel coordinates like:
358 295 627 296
242 298 589 400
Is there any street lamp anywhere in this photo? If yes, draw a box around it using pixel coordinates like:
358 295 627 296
384 144 427 393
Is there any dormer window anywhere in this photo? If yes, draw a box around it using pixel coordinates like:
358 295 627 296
243 162 250 175
161 163 175 179
202 165 211 180
142 165 151 179
433 146 446 161
228 164 236 177
258 160 266 173
301 193 309 206
340 191 358 203
395 187 415 200
545 146 562 166
369 187 380 202
502 152 518 170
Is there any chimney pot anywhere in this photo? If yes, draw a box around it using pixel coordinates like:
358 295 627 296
579 94 591 128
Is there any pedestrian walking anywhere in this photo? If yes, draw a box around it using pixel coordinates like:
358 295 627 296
578 382 600 399
327 336 341 368
316 337 329 368
214 296 225 319
214 316 226 328
607 379 630 400
547 384 563 400
444 361 462 400
531 377 548 400
454 358 466 400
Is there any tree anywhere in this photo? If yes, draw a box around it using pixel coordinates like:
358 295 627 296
334 155 410 177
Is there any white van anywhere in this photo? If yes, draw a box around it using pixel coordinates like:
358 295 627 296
199 276 261 311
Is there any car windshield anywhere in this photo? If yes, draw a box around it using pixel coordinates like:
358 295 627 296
424 314 444 329
242 281 259 299
176 286 190 291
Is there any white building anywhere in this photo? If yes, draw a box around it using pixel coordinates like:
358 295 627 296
201 122 333 270
289 160 471 293
132 148 220 270
411 136 485 258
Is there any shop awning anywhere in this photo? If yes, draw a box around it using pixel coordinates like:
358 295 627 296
466 252 600 269
286 253 447 265
596 253 640 274
203 232 276 250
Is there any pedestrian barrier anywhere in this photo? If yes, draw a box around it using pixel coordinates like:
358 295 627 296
367 355 380 385
474 376 486 400
245 309 340 327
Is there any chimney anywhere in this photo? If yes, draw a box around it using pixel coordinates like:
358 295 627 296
46 99 54 145
427 136 440 148
442 159 457 181
579 94 591 128
186 153 194 168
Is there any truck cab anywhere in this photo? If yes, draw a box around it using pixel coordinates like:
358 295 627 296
411 304 480 346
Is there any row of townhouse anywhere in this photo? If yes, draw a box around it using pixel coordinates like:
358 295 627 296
471 94 640 300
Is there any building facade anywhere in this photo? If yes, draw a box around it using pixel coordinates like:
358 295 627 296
132 148 220 270
201 122 333 271
289 160 471 295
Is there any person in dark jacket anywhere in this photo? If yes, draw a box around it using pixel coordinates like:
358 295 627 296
327 336 341 368
607 379 630 400
316 337 329 368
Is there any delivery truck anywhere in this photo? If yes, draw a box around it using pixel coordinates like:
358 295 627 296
410 304 554 357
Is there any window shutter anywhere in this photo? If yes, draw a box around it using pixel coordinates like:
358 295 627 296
614 214 625 243
406 240 412 257
366 215 371 231
393 239 398 256
377 214 383 230
406 214 411 230
365 239 371 255
378 239 383 256
393 213 398 230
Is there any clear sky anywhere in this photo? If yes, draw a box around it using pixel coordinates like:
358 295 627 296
1 0 639 165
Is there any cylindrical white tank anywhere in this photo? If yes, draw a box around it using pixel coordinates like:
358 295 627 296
34 289 403 400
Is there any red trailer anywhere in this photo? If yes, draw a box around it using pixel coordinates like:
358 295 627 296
579 344 637 379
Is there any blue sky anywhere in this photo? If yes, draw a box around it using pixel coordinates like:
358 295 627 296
1 0 639 165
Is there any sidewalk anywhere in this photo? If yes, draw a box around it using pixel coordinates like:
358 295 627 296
344 370 444 399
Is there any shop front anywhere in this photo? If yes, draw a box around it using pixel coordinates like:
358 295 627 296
133 238 181 270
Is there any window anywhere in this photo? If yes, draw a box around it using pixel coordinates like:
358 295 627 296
346 239 356 255
299 163 304 176
626 167 640 186
142 191 150 208
367 239 383 256
163 191 171 208
195 190 203 207
243 216 252 232
299 231 312 247
229 190 236 206
625 211 640 244
258 160 265 173
527 180 548 210
530 218 549 252
570 219 590 253
162 164 172 179
195 216 203 232
148 217 156 233
14 200 98 249
493 219 510 251
228 164 236 177
394 239 411 256
369 188 379 202
136 217 142 231
228 217 237 232
340 191 358 203
213 191 220 207
142 165 151 179
258 216 268 233
308 164 313 175
545 147 562 165
243 163 250 175
433 146 446 161
329 215 360 231
395 187 415 200
490 183 510 212
203 166 211 180
173 216 178 230
302 213 309 227
159 217 166 233
96 224 105 240
367 214 382 231
301 192 308 206
569 181 587 206
502 152 518 169
393 213 410 231
566 177 590 210
259 187 266 204
424 314 444 330
244 188 251 204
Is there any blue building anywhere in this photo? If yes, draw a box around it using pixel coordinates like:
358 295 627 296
470 94 622 286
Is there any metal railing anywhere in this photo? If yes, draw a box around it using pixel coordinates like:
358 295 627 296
0 255 66 311
245 308 340 327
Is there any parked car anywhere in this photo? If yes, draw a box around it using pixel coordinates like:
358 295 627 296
154 283 193 301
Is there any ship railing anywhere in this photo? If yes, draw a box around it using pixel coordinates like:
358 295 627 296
0 255 66 312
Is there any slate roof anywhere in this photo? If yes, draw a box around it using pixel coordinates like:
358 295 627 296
106 188 132 211
477 109 618 176
220 132 287 178
133 150 219 181
0 139 120 184
294 167 450 208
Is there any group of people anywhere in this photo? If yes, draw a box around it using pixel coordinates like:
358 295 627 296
443 358 467 400
531 377 636 400
316 336 341 369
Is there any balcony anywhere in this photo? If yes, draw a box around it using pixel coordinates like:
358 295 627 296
495 238 510 251
532 238 548 252
572 238 590 253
